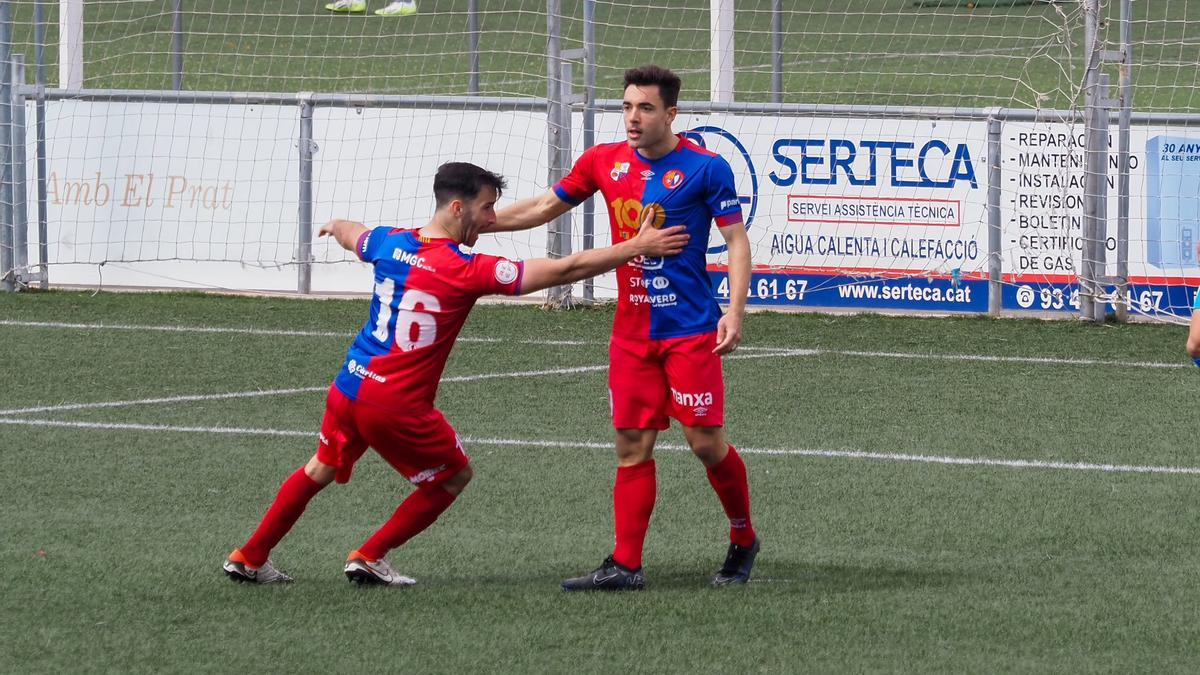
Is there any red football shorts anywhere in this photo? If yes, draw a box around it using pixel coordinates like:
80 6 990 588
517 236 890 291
315 386 469 487
608 331 725 430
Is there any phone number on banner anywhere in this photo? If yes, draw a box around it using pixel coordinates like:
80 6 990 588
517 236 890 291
710 271 987 313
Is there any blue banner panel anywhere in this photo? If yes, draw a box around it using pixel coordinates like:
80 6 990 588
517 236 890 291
710 271 988 313
710 271 1197 317
1003 280 1195 317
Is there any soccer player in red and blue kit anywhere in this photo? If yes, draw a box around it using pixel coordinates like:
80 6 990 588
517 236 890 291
494 65 759 589
223 162 688 585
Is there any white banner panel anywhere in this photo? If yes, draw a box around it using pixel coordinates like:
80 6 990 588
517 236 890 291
34 100 301 289
309 106 548 294
1001 122 1197 314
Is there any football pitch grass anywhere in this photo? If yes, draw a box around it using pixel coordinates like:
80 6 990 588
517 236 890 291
2 290 1199 672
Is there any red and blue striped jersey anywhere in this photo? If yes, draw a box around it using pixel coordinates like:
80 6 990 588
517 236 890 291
333 227 524 410
554 135 743 339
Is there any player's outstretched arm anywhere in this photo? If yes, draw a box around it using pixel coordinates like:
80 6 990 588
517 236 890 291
713 222 751 355
319 218 370 252
489 191 574 234
520 217 688 294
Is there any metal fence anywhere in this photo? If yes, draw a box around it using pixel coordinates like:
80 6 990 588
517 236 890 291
1 0 1197 320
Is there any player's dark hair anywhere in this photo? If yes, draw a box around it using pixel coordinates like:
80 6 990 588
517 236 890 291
623 64 682 108
433 162 507 207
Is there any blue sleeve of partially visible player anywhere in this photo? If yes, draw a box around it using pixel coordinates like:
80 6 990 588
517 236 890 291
704 156 744 228
1192 289 1200 367
357 227 390 262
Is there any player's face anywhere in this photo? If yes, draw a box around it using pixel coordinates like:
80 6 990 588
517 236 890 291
460 186 499 247
623 84 677 153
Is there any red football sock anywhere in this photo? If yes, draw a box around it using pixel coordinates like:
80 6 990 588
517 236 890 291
358 486 458 561
611 459 657 570
241 467 325 567
706 445 757 548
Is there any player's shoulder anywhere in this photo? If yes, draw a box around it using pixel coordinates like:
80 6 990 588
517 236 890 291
374 231 471 270
438 245 522 296
373 226 418 243
676 135 721 160
395 239 481 293
363 226 414 255
585 140 633 161
672 136 734 178
573 142 634 183
420 237 475 265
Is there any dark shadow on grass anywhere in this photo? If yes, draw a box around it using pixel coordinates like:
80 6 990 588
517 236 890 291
423 559 965 595
642 560 965 594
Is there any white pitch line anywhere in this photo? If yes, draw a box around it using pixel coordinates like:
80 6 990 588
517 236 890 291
0 319 1187 369
0 365 609 417
0 418 312 437
831 349 1189 370
0 320 591 346
449 437 1200 476
0 386 328 417
0 319 350 339
0 351 806 418
442 364 606 382
1 418 1195 477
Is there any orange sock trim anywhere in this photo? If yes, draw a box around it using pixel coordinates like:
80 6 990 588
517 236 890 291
228 548 258 570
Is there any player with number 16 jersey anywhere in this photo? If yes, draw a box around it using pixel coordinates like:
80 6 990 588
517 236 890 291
334 224 523 412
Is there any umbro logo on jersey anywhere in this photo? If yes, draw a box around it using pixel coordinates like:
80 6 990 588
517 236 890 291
640 170 655 181
610 162 631 181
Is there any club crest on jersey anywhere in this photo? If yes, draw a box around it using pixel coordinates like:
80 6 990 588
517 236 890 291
662 169 685 189
610 162 631 181
494 259 519 285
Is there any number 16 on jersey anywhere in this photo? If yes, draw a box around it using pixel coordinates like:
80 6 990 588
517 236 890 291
372 278 440 351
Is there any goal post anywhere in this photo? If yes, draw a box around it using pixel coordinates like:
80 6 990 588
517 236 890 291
58 0 80 89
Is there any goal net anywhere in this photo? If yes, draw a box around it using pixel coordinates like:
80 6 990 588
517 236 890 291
4 0 1197 319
